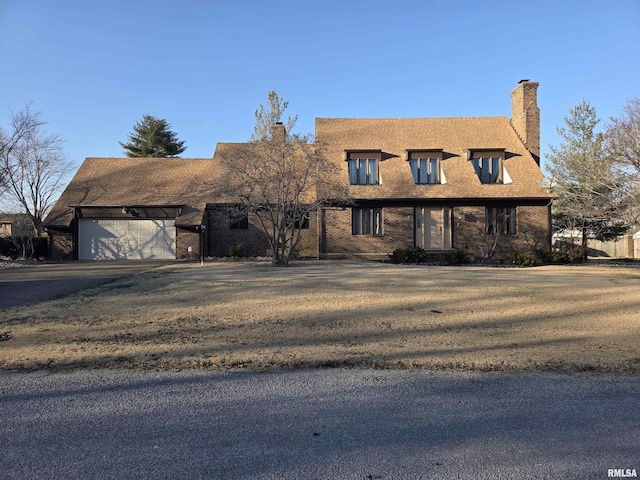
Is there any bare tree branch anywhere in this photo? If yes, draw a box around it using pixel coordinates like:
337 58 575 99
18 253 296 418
1 111 73 236
213 92 348 265
0 104 44 193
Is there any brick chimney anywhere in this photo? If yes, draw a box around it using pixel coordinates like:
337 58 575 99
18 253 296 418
272 121 286 141
510 80 540 165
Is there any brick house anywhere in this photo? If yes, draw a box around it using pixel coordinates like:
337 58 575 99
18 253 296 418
44 80 552 260
0 213 36 238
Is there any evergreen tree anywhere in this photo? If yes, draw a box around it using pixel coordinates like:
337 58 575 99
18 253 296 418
548 100 630 260
120 115 186 157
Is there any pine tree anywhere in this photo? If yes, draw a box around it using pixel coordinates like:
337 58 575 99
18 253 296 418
548 100 630 260
120 115 186 157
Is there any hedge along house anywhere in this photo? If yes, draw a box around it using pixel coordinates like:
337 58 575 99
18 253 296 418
315 80 552 260
43 158 221 260
44 80 552 261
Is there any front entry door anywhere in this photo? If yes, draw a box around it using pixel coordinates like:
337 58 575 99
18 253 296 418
415 207 451 250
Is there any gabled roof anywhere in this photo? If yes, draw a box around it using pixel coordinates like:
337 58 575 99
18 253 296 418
0 213 30 223
316 116 552 201
44 157 223 228
212 141 322 204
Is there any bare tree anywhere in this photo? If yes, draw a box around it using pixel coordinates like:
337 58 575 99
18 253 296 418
1 117 73 236
605 98 640 174
604 97 640 227
0 104 44 193
8 214 36 259
215 91 347 266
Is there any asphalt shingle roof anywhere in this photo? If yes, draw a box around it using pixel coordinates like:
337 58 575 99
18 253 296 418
316 116 552 201
44 157 222 228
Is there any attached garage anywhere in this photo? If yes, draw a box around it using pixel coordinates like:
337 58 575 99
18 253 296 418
78 218 176 260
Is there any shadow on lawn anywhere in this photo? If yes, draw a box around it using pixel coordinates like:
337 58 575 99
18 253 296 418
3 261 640 374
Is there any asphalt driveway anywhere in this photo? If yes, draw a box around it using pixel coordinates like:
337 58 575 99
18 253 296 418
0 261 173 310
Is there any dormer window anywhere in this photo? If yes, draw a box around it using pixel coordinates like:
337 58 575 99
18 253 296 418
408 151 442 184
470 151 505 184
347 152 380 185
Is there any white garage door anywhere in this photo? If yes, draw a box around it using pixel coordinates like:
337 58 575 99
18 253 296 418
78 219 176 260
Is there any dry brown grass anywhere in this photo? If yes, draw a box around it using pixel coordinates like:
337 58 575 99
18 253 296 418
1 261 640 374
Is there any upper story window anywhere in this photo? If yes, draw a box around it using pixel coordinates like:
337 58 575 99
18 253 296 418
472 156 502 184
408 151 442 184
347 152 380 185
470 151 506 184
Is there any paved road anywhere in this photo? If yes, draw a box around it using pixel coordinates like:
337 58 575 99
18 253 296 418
0 261 173 309
1 369 638 479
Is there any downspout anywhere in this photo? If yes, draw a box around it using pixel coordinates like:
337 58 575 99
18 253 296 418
546 198 553 251
200 224 205 265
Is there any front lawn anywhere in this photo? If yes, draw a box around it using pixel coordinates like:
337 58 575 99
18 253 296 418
1 261 639 373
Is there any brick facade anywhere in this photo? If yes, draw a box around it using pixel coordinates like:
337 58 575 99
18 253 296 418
454 204 550 261
176 228 201 260
206 209 318 258
321 206 413 258
320 203 550 260
48 229 74 260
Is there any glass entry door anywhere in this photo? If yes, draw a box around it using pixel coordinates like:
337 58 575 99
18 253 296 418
415 207 451 250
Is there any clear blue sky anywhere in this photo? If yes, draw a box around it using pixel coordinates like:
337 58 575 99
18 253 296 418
1 0 638 177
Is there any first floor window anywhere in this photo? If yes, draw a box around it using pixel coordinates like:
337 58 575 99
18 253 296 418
230 214 249 230
486 207 516 235
352 207 382 235
294 213 310 229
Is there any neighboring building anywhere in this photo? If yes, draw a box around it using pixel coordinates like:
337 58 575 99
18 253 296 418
44 80 552 260
0 213 36 238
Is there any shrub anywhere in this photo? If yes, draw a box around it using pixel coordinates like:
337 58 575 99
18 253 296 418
554 245 586 264
228 242 245 258
440 248 470 265
0 236 47 259
535 246 585 265
388 247 427 264
507 251 537 267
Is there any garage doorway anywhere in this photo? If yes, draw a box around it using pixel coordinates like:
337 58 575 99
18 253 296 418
78 219 176 260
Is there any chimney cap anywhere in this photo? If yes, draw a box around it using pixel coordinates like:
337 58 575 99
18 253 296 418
518 79 530 84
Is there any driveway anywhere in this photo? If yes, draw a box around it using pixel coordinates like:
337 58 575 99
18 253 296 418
1 369 638 479
0 261 173 310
